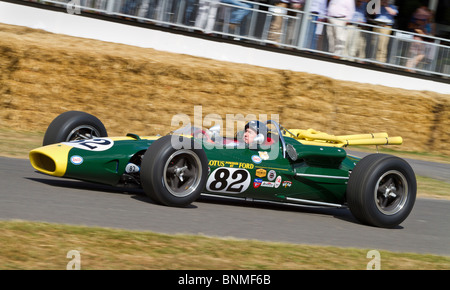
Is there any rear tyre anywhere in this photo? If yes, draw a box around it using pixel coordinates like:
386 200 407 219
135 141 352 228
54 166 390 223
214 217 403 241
43 111 108 146
140 135 208 207
347 154 416 228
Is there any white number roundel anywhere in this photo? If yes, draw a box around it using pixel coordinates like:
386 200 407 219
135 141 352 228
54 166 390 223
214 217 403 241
63 138 114 151
206 167 251 194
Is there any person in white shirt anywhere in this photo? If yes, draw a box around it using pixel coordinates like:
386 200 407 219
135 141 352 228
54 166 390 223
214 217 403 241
326 0 355 56
346 0 369 61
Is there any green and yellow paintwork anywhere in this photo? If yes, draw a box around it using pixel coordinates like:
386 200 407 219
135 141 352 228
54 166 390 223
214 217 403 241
29 129 402 207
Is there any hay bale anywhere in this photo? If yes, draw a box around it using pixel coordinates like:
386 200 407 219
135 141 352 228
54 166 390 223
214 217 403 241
0 23 449 155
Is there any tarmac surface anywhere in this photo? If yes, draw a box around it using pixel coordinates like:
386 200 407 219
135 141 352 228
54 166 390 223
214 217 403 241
1 156 449 256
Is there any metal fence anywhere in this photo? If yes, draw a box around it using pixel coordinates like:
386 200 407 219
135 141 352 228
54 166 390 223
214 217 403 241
22 0 450 78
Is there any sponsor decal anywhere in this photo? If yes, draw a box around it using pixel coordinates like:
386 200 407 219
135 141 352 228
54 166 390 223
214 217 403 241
209 160 226 167
251 155 262 164
63 138 114 151
261 181 275 188
125 163 140 173
258 151 269 160
208 160 254 169
267 170 276 181
70 155 83 165
255 168 267 178
282 181 292 188
274 176 282 188
253 178 263 188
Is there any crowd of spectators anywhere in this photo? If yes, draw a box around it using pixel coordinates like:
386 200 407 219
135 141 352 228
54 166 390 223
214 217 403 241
24 0 447 76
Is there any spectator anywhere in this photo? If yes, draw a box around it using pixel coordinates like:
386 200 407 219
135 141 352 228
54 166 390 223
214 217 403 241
286 1 305 46
95 0 109 11
371 0 398 63
221 0 254 34
137 0 160 21
406 4 434 71
422 8 436 70
122 0 140 15
267 1 304 46
346 0 368 60
195 0 220 33
183 0 198 26
305 0 328 50
326 0 355 57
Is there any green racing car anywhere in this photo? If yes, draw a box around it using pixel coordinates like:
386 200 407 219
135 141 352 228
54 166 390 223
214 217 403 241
29 111 417 228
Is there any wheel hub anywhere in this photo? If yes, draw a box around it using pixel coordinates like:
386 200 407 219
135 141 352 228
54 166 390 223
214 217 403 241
67 125 101 141
163 150 202 198
174 166 188 182
384 184 397 198
375 170 408 215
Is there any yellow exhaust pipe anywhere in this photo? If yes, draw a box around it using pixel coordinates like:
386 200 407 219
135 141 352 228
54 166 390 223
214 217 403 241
345 136 403 146
284 129 403 147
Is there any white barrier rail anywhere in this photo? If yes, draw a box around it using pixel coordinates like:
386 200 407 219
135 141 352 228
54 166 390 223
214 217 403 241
2 0 450 93
25 0 450 78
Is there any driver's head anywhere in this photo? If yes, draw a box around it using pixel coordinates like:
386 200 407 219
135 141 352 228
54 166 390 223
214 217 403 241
244 120 267 144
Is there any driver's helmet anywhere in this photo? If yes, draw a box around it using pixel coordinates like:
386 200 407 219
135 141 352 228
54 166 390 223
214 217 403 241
245 120 268 141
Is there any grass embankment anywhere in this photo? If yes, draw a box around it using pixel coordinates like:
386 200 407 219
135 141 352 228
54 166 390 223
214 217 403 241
1 220 449 270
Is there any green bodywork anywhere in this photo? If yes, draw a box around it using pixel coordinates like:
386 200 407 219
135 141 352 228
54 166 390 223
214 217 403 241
203 136 357 204
64 138 153 186
60 133 360 206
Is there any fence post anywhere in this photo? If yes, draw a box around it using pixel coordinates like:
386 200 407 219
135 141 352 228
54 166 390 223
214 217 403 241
106 0 115 14
429 39 439 73
297 0 311 50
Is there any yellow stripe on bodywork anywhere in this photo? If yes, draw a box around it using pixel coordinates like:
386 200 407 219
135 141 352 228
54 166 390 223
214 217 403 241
29 144 72 177
29 135 161 177
109 136 161 141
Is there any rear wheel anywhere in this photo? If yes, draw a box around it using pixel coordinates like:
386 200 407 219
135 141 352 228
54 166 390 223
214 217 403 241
43 111 107 146
347 154 417 228
140 135 208 207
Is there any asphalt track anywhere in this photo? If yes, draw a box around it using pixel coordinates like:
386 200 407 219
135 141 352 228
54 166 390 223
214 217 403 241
0 156 449 256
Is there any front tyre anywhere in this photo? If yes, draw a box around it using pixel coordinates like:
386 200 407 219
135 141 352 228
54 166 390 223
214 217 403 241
43 111 107 146
347 154 416 228
140 135 208 207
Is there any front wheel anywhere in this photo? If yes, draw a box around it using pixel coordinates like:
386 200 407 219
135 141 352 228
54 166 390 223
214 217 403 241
140 135 208 207
347 154 417 228
43 111 107 146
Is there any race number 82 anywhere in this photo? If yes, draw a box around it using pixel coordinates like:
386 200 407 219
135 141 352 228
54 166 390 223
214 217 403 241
206 167 251 194
63 138 114 151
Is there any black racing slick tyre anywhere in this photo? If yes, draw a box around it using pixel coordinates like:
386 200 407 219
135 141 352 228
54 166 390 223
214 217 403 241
140 135 208 207
43 111 108 146
347 154 417 228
